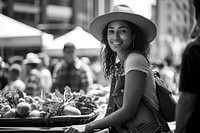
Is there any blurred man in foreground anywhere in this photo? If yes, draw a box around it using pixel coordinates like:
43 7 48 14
175 0 200 132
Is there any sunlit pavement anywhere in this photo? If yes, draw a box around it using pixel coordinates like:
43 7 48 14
168 94 179 132
168 121 176 132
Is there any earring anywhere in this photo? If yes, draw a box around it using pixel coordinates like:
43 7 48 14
132 40 135 48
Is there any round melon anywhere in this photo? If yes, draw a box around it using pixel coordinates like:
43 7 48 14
16 102 31 117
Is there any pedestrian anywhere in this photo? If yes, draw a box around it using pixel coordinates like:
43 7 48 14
2 63 26 93
0 60 8 92
175 0 200 133
24 69 42 97
38 52 52 93
22 52 41 82
64 4 169 133
51 42 93 94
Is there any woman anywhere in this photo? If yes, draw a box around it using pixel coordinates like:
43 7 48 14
65 4 168 133
24 69 42 97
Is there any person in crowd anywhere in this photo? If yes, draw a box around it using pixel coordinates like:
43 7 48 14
1 63 25 94
175 0 200 132
24 69 42 96
38 52 52 93
51 42 93 94
49 58 60 74
22 52 41 82
159 58 177 94
65 4 169 133
0 60 8 93
8 55 24 66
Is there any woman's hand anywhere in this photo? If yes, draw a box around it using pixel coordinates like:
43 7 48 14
64 125 86 133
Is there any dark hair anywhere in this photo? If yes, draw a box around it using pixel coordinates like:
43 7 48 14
63 42 75 52
100 21 151 80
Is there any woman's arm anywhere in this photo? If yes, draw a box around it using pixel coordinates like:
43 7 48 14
86 70 146 131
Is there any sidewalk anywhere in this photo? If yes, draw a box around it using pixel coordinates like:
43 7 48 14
168 121 176 132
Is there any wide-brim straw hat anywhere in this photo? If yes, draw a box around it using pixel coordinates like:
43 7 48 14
90 4 157 44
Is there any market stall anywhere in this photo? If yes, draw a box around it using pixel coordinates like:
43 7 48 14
0 13 53 61
43 26 101 57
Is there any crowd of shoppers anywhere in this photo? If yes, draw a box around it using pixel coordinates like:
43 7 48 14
0 43 95 96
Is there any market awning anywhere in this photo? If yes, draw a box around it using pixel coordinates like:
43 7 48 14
43 26 101 57
0 13 53 47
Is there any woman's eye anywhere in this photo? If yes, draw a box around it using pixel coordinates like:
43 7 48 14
108 29 114 34
120 29 127 33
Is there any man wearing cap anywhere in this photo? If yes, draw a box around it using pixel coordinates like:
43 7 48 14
51 42 93 94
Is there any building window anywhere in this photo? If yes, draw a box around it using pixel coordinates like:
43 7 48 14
177 14 180 21
168 27 172 35
48 0 71 6
167 14 172 22
183 13 187 23
176 25 181 34
176 3 180 10
167 2 172 10
182 3 187 11
15 0 37 4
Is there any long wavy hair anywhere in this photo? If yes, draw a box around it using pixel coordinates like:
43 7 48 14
100 21 151 80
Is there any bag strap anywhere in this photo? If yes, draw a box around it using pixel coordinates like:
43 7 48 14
105 76 116 116
143 97 171 132
142 97 164 125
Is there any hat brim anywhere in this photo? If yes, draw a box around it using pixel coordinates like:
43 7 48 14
90 12 157 44
24 59 41 64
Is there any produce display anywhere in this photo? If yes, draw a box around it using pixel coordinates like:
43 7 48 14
0 86 98 120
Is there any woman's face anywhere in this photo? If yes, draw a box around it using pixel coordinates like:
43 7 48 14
107 20 134 53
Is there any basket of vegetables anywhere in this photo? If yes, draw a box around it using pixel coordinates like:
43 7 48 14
0 86 98 127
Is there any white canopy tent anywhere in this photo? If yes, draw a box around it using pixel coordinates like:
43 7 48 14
0 13 53 47
43 26 101 57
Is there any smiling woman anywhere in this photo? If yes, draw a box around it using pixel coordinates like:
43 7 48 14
64 4 171 133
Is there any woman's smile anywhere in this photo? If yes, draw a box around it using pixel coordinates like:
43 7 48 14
111 40 123 45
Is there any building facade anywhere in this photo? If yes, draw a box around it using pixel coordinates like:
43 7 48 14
0 0 112 37
0 0 112 60
152 0 194 65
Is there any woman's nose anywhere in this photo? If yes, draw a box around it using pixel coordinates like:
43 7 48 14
114 31 120 39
